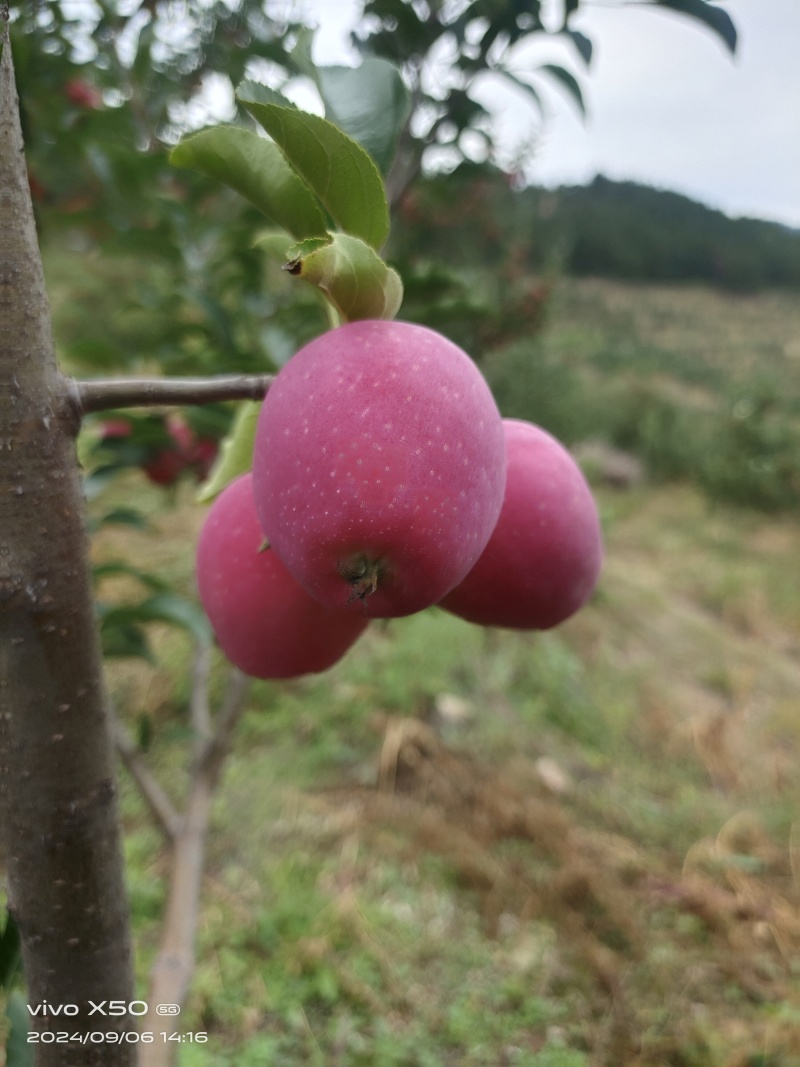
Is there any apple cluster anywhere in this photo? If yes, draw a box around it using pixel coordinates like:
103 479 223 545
196 321 603 679
100 413 219 488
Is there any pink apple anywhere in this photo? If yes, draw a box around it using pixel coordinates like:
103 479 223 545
439 419 603 629
251 320 507 618
196 474 369 678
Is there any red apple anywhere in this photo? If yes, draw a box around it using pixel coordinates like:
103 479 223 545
439 419 603 629
196 474 369 678
142 415 194 487
65 78 104 109
251 320 507 618
100 419 133 440
142 449 186 487
96 414 218 486
187 437 219 482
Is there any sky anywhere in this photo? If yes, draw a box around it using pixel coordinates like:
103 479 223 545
295 0 800 229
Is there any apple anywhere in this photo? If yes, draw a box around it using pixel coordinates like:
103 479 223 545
65 78 104 110
196 474 369 678
99 418 133 440
98 413 220 486
142 448 187 487
251 320 507 618
139 416 194 486
187 437 219 482
439 419 603 629
141 417 189 487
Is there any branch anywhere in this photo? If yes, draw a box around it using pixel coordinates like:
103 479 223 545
140 666 251 1067
190 643 214 760
112 712 183 844
386 79 426 208
70 373 274 416
197 668 251 787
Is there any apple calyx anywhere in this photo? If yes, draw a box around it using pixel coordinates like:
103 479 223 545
338 554 383 604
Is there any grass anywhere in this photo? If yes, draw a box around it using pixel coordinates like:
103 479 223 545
90 472 800 1066
5 278 800 1066
545 279 800 402
104 282 800 1064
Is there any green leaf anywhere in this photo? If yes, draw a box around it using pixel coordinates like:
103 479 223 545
137 714 154 752
100 595 212 649
356 0 436 62
237 81 390 250
90 507 151 532
84 464 128 500
93 561 169 592
538 64 586 117
287 24 318 79
134 594 213 646
255 228 345 330
6 993 35 1067
496 69 544 116
197 400 261 503
313 59 410 176
253 228 296 260
563 28 592 66
169 125 327 240
651 0 737 54
284 232 403 324
100 618 153 662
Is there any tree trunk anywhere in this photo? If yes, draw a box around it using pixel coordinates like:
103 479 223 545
1 20 137 1066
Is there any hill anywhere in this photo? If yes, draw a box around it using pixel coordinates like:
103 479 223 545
533 175 800 290
391 170 800 293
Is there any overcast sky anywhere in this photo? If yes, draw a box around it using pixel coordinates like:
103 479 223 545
298 0 800 229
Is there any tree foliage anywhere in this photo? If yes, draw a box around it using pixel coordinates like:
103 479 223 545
10 0 325 381
355 0 737 200
11 0 739 383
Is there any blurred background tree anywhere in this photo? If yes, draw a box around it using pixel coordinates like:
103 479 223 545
11 0 739 383
12 0 325 385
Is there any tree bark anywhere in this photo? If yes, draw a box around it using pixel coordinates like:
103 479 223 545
1 18 137 1066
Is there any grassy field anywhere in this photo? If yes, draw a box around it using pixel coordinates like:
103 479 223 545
93 475 799 1067
485 279 800 513
5 279 800 1066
